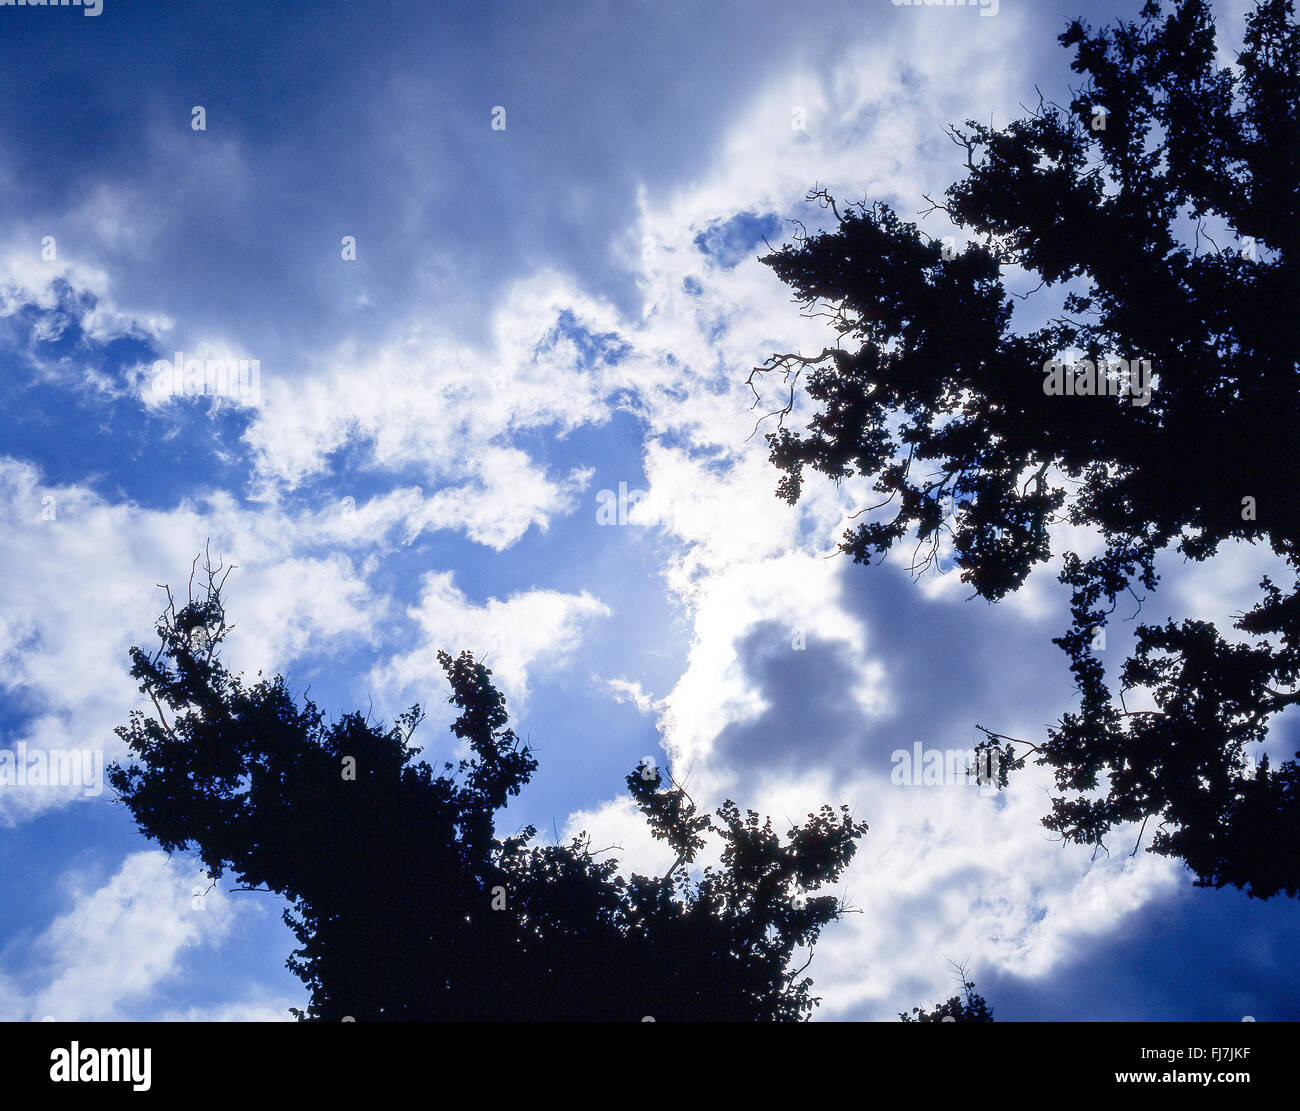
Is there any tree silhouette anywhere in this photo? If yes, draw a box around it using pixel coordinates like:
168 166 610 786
900 964 994 1022
108 557 868 1020
752 0 1300 897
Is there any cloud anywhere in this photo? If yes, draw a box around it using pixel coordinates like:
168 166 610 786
602 677 660 716
0 0 1292 1026
374 570 610 709
0 458 377 824
153 998 299 1022
561 795 675 880
14 852 237 1022
235 273 619 548
0 245 172 345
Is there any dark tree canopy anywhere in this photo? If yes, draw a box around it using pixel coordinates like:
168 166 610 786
754 0 1300 897
108 560 868 1021
899 975 995 1023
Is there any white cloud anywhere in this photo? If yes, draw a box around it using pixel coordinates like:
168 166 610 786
602 677 660 715
154 997 298 1022
0 458 378 824
238 272 619 549
0 244 174 346
20 852 238 1022
374 570 610 708
561 795 675 880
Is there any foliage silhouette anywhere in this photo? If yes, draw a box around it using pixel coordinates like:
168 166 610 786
108 558 868 1020
753 0 1300 897
899 980 994 1023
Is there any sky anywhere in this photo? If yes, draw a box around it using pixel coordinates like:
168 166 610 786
0 0 1296 1022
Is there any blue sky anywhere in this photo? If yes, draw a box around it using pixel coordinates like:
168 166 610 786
1 0 1297 1021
